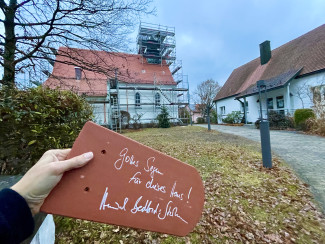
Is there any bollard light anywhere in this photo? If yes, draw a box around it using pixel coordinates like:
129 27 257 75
257 80 272 168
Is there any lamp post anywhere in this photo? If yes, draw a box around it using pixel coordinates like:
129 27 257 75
257 80 272 168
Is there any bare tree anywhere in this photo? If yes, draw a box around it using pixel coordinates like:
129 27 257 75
0 0 153 88
294 80 325 108
194 79 221 130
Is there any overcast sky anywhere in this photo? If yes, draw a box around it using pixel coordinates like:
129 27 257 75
136 0 325 92
1 0 325 91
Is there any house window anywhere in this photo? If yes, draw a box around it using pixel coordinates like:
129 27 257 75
276 96 284 109
220 106 225 115
267 98 274 109
110 78 117 89
155 93 160 107
135 92 141 108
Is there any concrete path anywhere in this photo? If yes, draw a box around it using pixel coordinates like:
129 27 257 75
196 124 325 213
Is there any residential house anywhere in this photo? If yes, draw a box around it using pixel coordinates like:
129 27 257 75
187 104 203 123
214 24 325 123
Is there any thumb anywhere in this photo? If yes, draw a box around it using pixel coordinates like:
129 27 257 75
54 152 94 174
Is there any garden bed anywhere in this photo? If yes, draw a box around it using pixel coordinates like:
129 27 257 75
219 123 245 126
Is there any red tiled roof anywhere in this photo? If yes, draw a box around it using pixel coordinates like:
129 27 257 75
215 24 325 101
44 47 176 96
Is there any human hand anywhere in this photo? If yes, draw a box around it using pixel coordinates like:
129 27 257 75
11 149 93 216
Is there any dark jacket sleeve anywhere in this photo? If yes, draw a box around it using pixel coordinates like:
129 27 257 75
0 188 35 244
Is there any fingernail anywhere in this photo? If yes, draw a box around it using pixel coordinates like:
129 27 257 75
83 152 93 160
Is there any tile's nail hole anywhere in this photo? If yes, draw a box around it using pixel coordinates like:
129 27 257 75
84 187 90 192
101 149 106 154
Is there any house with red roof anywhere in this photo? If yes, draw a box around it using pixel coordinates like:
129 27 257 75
214 24 325 124
44 23 189 129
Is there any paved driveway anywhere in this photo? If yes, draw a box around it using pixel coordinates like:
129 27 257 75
196 124 325 213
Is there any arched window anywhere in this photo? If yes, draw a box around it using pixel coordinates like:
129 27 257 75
135 92 141 107
155 93 160 107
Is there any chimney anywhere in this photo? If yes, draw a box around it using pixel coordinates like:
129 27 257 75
259 40 271 65
74 67 82 80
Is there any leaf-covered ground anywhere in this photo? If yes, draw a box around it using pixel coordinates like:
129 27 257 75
55 126 325 243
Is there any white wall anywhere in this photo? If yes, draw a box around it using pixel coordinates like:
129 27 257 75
291 72 325 109
118 83 179 123
86 96 107 125
87 83 181 125
215 96 241 123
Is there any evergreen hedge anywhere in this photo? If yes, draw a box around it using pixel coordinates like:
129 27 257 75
157 106 170 128
294 109 315 130
0 87 93 175
196 117 205 124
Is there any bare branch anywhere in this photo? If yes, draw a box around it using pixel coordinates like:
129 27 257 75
1 0 154 87
0 0 7 10
194 79 221 116
15 0 33 9
14 0 61 64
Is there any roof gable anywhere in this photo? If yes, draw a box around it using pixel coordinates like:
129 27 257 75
215 24 325 101
44 47 176 96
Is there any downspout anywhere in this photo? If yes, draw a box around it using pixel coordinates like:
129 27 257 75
235 97 247 124
214 101 218 123
243 97 247 124
106 78 110 124
104 103 106 124
126 84 129 112
286 82 291 115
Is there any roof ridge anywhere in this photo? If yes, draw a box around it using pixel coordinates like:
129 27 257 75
270 24 325 54
231 24 325 72
58 46 141 58
215 23 325 101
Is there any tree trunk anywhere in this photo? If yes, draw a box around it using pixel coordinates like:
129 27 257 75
207 107 211 131
1 1 17 88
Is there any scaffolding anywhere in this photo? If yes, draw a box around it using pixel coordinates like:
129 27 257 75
89 22 190 132
137 22 176 65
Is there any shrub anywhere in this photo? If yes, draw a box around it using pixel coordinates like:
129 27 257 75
294 109 315 130
255 119 261 129
157 106 170 128
130 112 143 129
268 110 294 129
306 117 325 136
210 110 219 124
196 117 205 124
222 111 242 124
120 110 131 129
255 111 294 129
144 121 158 128
0 87 93 175
305 103 325 136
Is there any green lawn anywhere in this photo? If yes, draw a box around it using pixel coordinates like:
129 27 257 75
55 126 325 243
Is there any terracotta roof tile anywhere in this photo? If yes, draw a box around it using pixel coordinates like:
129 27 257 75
44 47 176 96
215 24 325 101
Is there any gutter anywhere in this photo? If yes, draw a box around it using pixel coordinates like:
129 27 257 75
214 93 240 103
